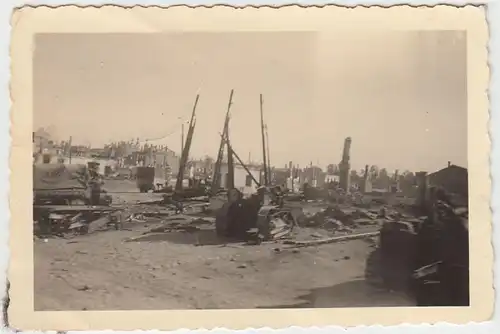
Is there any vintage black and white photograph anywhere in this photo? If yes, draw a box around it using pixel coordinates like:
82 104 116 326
8 5 492 331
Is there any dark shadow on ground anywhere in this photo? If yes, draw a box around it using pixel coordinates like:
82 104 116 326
126 228 241 246
257 247 416 309
257 279 415 309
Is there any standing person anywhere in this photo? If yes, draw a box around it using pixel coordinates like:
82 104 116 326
164 195 184 214
88 163 103 206
261 186 274 206
271 185 284 207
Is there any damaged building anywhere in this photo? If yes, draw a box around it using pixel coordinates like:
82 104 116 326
428 162 468 200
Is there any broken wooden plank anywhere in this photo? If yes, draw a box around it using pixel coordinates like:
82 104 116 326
87 215 111 234
136 199 164 205
282 231 380 247
48 213 66 220
34 205 120 212
69 212 83 222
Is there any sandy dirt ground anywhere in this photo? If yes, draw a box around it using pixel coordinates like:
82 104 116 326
34 180 415 311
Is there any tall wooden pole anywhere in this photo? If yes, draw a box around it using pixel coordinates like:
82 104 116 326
175 94 199 191
226 119 235 189
265 124 272 184
68 136 73 164
211 89 234 194
181 123 185 154
260 94 269 186
226 90 235 190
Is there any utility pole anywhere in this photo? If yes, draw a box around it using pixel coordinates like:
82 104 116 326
313 160 317 186
265 124 272 185
260 94 268 186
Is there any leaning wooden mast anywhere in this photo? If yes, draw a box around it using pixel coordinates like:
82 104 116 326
211 89 234 194
260 94 269 186
218 132 260 187
175 94 199 192
226 120 235 190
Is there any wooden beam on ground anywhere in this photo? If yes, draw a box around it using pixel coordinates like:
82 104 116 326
282 231 380 248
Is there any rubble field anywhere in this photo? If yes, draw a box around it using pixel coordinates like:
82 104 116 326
34 180 417 310
34 231 414 310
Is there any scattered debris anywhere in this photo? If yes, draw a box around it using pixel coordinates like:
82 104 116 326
256 205 295 241
77 285 91 292
33 162 467 310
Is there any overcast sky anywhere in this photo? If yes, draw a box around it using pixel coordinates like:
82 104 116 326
33 31 467 173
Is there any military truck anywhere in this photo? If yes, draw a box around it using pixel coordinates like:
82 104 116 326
33 163 89 205
33 163 112 206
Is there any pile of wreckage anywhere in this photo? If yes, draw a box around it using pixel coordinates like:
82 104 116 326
374 187 469 306
123 186 378 247
285 185 470 307
33 163 119 238
32 161 217 238
301 204 403 230
211 187 299 243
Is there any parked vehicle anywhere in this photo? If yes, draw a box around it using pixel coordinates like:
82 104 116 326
33 163 112 206
135 166 155 192
33 163 89 205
